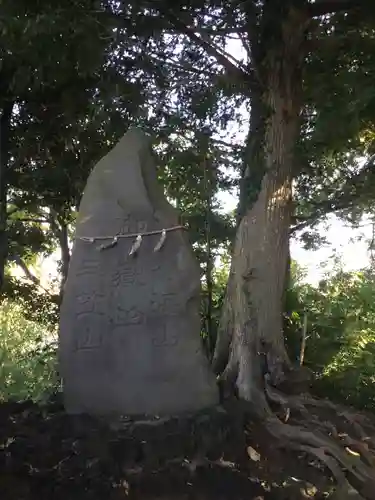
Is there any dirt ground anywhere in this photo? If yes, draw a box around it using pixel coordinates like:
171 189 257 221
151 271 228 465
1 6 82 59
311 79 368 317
1 396 374 500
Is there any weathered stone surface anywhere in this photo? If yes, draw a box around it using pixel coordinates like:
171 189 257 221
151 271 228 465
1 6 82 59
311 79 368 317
59 128 219 416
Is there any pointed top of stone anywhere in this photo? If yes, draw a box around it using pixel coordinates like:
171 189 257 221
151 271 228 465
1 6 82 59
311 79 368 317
78 128 156 217
76 127 177 237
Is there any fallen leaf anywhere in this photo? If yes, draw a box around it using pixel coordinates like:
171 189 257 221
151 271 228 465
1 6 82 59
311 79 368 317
345 447 360 457
247 446 261 461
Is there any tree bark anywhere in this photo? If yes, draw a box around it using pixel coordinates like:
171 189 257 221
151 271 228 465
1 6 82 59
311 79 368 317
213 5 308 414
11 255 42 287
59 221 70 294
204 219 214 357
0 101 14 292
236 86 265 226
49 209 71 301
204 156 215 357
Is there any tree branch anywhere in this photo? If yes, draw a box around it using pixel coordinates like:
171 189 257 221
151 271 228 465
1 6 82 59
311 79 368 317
103 7 250 37
307 0 367 18
58 221 70 295
6 206 21 216
157 10 259 92
147 54 219 78
9 254 50 294
291 153 375 234
48 209 71 298
12 255 40 285
291 190 354 233
10 218 48 224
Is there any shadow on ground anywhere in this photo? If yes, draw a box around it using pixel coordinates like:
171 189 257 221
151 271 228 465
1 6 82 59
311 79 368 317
0 399 350 499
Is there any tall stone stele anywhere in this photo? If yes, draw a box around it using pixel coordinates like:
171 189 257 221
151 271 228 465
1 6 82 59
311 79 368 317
59 128 219 416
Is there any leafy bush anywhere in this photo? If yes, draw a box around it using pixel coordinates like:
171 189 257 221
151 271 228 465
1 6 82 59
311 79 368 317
3 275 60 326
284 261 375 411
0 300 59 402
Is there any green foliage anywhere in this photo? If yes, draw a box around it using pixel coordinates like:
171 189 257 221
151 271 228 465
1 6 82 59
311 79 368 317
294 10 375 236
285 261 375 411
0 300 58 402
2 276 59 326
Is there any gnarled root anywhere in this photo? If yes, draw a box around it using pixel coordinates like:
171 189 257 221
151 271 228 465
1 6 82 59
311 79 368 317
219 352 375 498
261 403 375 500
215 305 375 498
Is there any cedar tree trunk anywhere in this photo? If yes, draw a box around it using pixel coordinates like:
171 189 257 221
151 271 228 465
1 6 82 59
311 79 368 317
213 6 308 414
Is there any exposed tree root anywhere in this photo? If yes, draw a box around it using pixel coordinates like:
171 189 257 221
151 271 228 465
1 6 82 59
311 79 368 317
239 378 375 500
293 445 362 500
216 352 375 499
264 415 375 499
217 345 375 498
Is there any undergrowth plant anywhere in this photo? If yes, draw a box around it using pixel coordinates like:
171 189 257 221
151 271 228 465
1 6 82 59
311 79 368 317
285 260 375 411
0 300 59 402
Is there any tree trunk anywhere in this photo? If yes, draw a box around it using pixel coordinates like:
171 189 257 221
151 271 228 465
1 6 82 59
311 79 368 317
236 86 265 226
11 255 43 288
213 5 308 414
204 230 214 357
49 209 71 300
0 101 13 292
204 158 215 357
59 221 70 295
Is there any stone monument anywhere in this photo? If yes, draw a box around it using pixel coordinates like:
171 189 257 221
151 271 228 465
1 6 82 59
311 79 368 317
59 128 219 416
